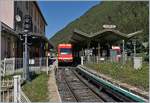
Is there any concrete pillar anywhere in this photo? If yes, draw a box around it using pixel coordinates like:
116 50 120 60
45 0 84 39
81 56 84 65
39 57 42 69
122 40 125 65
98 43 100 58
98 43 101 63
13 75 21 103
82 48 84 56
133 42 136 57
87 41 91 62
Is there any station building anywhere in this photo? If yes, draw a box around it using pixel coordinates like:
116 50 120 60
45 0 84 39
0 0 52 60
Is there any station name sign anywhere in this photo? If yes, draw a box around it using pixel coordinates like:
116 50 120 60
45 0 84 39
103 24 116 29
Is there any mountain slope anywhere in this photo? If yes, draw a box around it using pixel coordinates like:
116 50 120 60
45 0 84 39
50 1 149 48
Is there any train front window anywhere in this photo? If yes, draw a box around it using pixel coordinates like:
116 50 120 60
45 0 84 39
60 48 72 54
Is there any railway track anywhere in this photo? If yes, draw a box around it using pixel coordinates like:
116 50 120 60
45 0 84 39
56 67 146 102
56 68 77 102
56 67 103 102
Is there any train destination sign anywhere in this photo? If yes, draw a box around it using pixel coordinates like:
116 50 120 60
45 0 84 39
103 24 116 29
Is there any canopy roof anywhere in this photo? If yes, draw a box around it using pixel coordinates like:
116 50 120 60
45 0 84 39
1 22 19 37
70 28 143 48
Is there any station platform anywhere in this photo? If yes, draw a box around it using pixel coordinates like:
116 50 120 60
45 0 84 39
78 65 149 99
48 66 61 102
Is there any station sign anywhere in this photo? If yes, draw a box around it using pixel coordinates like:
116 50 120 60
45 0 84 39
103 24 116 29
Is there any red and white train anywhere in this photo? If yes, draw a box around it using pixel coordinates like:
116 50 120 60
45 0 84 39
57 44 73 64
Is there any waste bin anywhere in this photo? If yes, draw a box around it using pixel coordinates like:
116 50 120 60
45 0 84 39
133 57 142 69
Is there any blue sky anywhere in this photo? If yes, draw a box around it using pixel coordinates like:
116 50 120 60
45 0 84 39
38 1 100 39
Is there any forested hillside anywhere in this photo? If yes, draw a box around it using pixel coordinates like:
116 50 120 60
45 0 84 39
50 1 149 48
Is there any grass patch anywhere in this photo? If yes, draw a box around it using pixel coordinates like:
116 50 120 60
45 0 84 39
85 62 149 91
22 72 49 102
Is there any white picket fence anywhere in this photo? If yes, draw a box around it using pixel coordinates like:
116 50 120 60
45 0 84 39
1 57 51 76
1 58 19 76
1 75 31 102
1 57 58 76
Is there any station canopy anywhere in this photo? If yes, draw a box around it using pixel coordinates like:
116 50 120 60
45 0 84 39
70 28 143 49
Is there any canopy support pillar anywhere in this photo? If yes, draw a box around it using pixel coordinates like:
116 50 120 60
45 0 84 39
97 43 101 63
87 40 91 62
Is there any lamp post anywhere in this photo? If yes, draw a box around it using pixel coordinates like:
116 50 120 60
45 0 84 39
16 15 32 81
24 32 30 81
23 15 32 81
